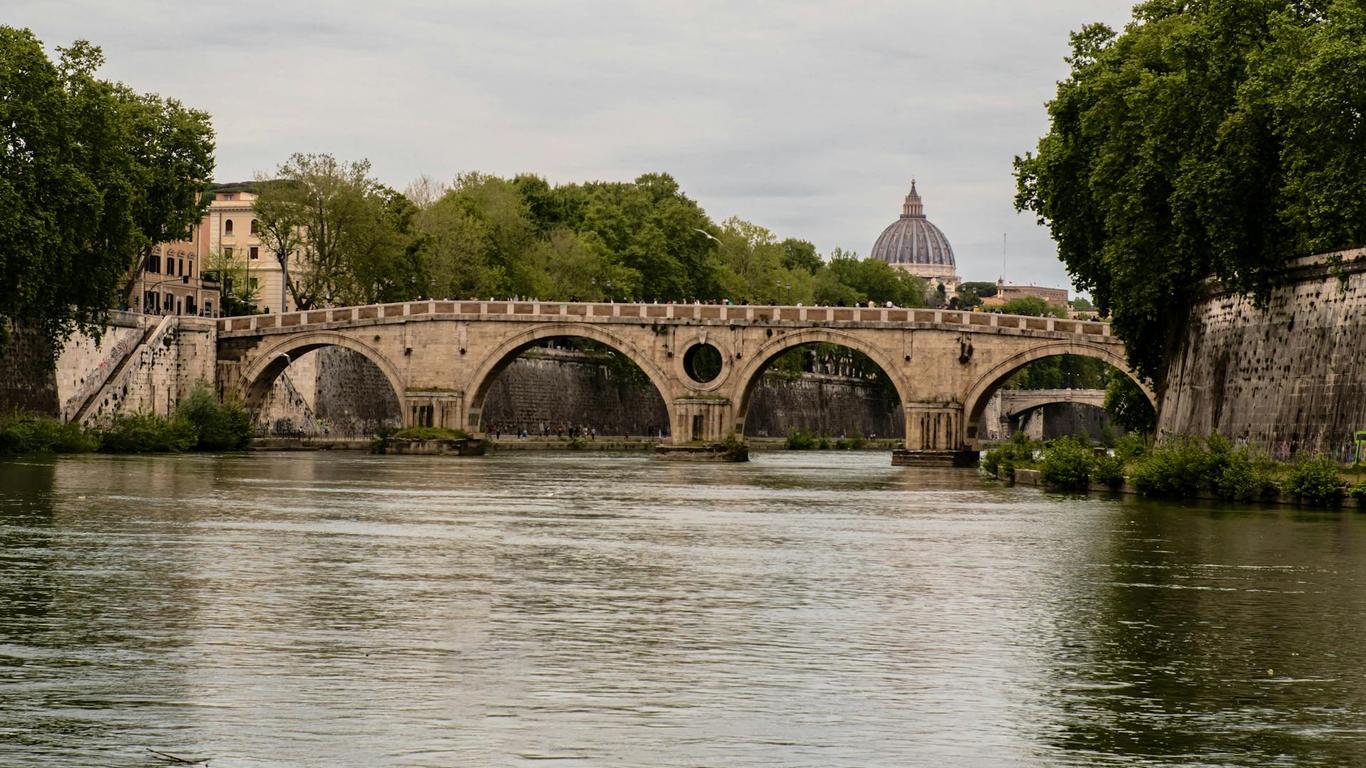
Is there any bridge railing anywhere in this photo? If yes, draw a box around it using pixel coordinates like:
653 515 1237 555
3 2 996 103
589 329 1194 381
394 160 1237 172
218 300 1112 339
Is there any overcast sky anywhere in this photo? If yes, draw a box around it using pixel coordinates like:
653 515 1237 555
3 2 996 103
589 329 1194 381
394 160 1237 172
14 0 1136 291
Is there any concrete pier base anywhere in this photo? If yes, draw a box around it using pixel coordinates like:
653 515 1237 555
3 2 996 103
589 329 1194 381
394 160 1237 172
891 449 978 468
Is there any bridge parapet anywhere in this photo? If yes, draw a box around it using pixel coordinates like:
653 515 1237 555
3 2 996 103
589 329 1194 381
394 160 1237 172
217 300 1112 341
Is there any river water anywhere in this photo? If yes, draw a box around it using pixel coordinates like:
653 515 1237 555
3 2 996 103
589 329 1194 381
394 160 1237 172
2 451 1366 767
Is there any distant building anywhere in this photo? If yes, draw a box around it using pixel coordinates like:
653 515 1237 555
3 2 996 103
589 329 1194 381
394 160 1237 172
128 223 215 317
129 181 299 317
979 280 1069 309
869 180 959 293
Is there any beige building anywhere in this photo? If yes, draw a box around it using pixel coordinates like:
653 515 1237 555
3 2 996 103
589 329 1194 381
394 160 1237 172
130 181 299 318
129 226 216 317
979 281 1069 310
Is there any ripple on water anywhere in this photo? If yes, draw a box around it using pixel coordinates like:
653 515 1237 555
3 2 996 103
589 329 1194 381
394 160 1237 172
1 451 1365 767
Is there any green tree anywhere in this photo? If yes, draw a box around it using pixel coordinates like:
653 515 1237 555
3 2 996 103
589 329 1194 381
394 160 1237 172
1105 374 1157 434
958 281 999 298
780 238 823 274
0 29 213 354
988 296 1066 318
202 247 258 316
254 153 412 310
1015 1 1366 386
818 251 928 307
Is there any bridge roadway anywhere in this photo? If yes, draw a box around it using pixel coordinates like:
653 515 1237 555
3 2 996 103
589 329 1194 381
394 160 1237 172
215 300 1153 461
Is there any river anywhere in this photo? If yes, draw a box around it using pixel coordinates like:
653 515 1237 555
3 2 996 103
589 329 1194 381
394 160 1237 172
2 451 1365 767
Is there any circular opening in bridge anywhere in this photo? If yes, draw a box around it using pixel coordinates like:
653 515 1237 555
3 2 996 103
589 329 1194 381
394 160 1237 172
683 343 723 384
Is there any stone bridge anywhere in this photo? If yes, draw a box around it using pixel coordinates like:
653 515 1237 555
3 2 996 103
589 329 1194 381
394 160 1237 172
215 300 1153 460
998 388 1108 418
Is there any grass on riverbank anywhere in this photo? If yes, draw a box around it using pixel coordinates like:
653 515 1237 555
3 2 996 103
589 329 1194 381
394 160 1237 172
985 433 1366 507
785 427 868 450
0 386 252 456
387 426 470 441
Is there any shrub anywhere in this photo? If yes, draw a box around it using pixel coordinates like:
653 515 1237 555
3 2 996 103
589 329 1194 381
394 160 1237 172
176 385 252 451
1130 437 1212 498
1283 455 1345 507
981 432 1038 477
1213 449 1278 502
97 413 198 453
1113 432 1149 463
0 412 98 454
785 428 818 450
1091 453 1127 489
1349 481 1366 504
1040 436 1093 491
390 426 470 441
720 432 750 461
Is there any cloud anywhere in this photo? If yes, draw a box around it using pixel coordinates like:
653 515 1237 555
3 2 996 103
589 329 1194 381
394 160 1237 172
11 0 1135 290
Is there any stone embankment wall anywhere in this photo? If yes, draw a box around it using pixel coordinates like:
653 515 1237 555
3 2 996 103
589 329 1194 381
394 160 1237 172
481 351 670 436
1160 249 1366 459
745 373 904 438
0 314 215 422
258 346 403 436
75 316 217 423
0 323 63 414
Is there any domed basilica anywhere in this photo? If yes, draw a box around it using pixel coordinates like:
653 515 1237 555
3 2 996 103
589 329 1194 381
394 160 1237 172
870 181 959 291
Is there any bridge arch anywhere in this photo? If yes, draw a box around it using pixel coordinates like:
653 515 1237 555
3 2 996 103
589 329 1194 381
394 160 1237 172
238 331 406 418
731 328 912 435
998 389 1109 418
962 341 1154 447
465 322 677 435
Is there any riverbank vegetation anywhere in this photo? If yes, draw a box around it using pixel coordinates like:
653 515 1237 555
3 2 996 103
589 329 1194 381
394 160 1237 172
1016 1 1366 385
0 387 251 456
785 428 868 451
985 432 1366 507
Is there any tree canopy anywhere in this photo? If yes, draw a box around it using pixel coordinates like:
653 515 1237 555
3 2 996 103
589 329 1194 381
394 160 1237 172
1014 0 1366 385
260 166 930 310
0 28 214 353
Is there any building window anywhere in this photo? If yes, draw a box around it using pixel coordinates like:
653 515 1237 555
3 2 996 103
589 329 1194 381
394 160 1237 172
204 300 214 318
250 219 260 235
148 251 161 274
221 192 236 201
165 293 174 315
224 247 234 259
249 246 259 260
179 258 185 276
249 278 259 291
225 219 234 235
188 258 194 278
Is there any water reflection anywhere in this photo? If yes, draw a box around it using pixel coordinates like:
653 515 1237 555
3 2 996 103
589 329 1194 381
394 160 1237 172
1 452 1365 766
